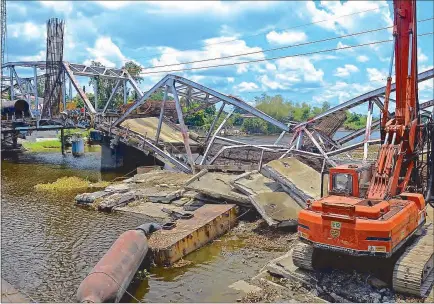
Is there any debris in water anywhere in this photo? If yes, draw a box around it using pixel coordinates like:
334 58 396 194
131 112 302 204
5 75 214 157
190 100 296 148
35 176 110 192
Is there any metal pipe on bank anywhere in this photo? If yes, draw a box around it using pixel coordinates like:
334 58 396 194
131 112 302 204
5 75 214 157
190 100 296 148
76 223 161 303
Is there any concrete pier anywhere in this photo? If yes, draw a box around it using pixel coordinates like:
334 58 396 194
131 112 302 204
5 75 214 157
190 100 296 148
1 278 31 303
101 138 164 172
101 139 124 170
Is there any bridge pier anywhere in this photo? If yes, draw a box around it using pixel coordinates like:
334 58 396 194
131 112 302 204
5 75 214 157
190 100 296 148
101 139 124 171
100 136 164 172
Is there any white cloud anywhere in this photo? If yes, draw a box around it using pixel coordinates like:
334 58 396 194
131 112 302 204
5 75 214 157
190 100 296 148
234 82 260 92
14 50 46 62
418 47 428 62
276 56 324 82
357 55 369 62
266 30 307 45
39 1 73 14
336 41 354 53
257 56 324 91
95 1 132 9
148 36 264 75
236 64 248 74
8 2 28 16
419 79 433 92
227 77 235 83
265 63 277 71
9 22 45 41
144 1 279 15
85 36 126 67
334 64 359 77
259 75 286 90
313 80 377 105
366 67 385 82
304 1 392 34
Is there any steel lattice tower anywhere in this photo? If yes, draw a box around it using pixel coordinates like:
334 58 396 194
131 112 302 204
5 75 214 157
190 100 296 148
42 18 65 117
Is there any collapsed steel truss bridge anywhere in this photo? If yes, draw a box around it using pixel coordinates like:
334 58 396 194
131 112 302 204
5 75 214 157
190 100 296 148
1 60 433 173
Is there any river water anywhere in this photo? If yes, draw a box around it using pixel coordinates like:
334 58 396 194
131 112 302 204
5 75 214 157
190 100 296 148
1 130 377 302
1 150 280 303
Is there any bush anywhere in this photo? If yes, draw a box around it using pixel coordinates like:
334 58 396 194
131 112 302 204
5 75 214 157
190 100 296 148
241 118 268 134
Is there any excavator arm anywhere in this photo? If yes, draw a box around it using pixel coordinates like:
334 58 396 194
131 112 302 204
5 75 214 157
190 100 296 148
368 0 419 200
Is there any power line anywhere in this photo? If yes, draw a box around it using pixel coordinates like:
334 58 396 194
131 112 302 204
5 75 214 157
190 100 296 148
139 32 433 75
143 17 433 70
125 5 390 63
143 26 389 70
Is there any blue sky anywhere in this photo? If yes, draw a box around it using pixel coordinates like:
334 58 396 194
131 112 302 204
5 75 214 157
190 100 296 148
4 0 434 113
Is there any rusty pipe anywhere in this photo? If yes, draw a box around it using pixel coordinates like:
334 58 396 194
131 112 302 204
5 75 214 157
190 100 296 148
76 223 160 303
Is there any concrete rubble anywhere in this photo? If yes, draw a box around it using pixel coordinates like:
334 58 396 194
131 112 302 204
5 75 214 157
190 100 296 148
262 157 326 208
76 158 313 227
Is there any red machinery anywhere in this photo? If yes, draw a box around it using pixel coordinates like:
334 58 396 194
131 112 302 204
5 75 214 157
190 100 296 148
293 0 434 297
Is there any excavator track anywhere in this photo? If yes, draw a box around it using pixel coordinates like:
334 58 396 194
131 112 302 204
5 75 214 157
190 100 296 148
293 241 315 271
393 224 434 297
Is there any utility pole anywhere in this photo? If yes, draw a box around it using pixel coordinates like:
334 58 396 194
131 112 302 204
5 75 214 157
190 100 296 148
1 0 7 97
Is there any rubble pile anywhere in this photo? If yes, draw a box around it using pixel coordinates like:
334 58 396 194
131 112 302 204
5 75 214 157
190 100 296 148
75 157 314 226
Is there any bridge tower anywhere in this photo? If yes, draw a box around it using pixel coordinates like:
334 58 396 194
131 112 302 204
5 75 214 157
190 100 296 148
42 18 65 118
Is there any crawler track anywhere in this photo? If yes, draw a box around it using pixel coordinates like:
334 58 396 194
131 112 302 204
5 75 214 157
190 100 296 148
292 241 315 271
393 224 434 297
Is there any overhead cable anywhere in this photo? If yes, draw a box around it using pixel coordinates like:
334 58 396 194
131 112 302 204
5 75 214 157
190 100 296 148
142 17 433 70
125 5 390 63
139 32 433 75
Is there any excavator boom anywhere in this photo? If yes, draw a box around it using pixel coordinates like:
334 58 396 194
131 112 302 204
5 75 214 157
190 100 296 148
368 0 419 200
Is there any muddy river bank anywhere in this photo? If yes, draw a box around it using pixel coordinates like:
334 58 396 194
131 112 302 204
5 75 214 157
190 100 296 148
1 151 287 302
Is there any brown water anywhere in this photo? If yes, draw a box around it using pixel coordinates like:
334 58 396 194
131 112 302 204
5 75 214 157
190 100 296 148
1 151 280 303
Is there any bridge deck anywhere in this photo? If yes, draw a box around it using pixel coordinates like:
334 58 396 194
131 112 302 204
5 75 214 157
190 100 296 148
120 117 199 146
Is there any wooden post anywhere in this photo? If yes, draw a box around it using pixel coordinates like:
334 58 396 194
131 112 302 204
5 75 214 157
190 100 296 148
61 129 65 155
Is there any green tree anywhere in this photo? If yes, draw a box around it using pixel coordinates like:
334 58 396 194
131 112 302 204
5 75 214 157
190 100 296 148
89 60 143 110
241 118 268 134
321 101 331 112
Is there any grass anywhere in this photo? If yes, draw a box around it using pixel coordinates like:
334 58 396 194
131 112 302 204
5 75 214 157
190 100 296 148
23 140 62 152
34 176 110 192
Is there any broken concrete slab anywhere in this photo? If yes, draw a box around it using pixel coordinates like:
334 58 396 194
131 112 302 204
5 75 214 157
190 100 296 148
171 197 192 207
104 183 130 193
75 190 111 205
184 169 250 207
183 199 205 211
98 191 137 212
114 201 185 221
229 280 262 294
231 170 281 196
132 186 180 204
249 192 301 228
266 249 315 286
131 170 190 188
262 157 325 208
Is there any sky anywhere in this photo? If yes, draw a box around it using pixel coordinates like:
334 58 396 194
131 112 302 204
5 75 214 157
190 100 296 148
4 0 434 114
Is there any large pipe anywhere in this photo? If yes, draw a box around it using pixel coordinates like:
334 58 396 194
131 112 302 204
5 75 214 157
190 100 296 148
76 223 161 303
1 99 31 118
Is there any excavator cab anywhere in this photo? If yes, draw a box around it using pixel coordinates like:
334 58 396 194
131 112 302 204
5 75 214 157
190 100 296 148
328 164 373 198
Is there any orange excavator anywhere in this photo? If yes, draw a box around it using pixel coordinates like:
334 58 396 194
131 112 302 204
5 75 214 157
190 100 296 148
293 0 434 297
